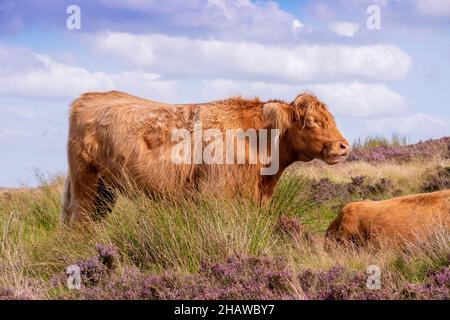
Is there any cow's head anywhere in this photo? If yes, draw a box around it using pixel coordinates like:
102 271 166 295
263 93 349 165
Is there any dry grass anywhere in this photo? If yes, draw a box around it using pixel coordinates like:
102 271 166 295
352 134 409 149
0 161 448 299
288 159 450 195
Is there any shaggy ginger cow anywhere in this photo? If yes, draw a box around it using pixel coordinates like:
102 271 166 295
62 91 349 224
326 190 450 246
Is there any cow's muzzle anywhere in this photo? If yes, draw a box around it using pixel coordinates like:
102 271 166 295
324 140 350 164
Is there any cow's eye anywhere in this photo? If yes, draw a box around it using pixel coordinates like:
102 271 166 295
306 117 318 128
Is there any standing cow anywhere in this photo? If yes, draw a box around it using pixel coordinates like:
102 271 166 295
61 91 349 224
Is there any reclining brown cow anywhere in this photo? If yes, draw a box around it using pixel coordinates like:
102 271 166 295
61 91 349 224
326 190 450 246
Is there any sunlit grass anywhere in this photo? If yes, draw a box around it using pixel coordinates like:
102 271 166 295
288 158 450 196
0 161 448 299
353 133 409 149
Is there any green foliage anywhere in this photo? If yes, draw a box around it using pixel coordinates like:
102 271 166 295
0 161 448 299
353 133 409 149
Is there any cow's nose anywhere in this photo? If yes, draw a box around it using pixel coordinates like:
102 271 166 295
339 141 350 153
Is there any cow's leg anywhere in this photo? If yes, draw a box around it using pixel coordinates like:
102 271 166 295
68 167 100 223
62 172 116 224
260 182 277 205
254 178 274 205
61 145 101 225
325 214 343 240
61 174 74 225
256 171 284 205
92 178 117 220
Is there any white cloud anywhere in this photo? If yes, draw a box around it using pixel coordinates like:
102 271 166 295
307 82 408 118
100 0 300 42
341 0 388 6
200 79 297 101
0 128 32 138
292 19 310 34
198 79 450 140
90 32 412 82
0 45 178 100
199 80 407 118
40 126 66 139
0 43 413 121
416 0 450 17
329 21 359 37
99 0 202 12
362 113 450 138
0 107 36 119
312 3 335 20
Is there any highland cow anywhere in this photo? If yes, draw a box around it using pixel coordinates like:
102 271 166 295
62 91 349 224
326 190 450 246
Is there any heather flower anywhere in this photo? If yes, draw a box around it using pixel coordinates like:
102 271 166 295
326 265 345 283
347 137 450 164
51 243 119 290
48 258 450 300
77 256 107 286
351 176 365 187
310 175 395 204
71 255 297 300
421 166 450 192
432 267 450 287
276 215 310 242
0 287 16 300
95 243 118 270
310 178 352 204
267 270 293 292
369 178 394 194
403 267 450 300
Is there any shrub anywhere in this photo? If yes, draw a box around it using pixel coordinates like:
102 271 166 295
275 215 310 241
53 255 450 300
64 255 297 300
353 134 408 149
421 166 450 192
1 164 449 300
309 176 398 205
348 137 450 164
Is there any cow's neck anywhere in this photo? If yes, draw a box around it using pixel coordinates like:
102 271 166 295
278 133 298 170
257 133 307 203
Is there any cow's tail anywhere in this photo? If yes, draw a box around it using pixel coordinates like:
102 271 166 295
60 173 73 225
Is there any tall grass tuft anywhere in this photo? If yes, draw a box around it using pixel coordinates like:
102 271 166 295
0 158 449 299
353 133 409 149
100 177 313 273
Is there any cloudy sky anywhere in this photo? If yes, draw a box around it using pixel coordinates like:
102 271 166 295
1 0 450 186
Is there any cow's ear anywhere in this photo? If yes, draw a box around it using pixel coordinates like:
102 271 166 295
291 93 316 120
262 102 293 133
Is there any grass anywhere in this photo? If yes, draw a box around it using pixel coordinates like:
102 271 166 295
289 158 450 195
0 161 449 299
352 133 409 149
0 136 449 299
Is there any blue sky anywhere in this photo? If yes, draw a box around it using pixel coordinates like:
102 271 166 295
0 0 450 186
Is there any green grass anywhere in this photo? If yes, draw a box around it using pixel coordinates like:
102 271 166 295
0 164 448 299
353 133 409 149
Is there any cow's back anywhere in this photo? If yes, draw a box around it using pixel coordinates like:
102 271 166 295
66 91 265 196
68 91 189 190
326 190 450 245
69 91 173 140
